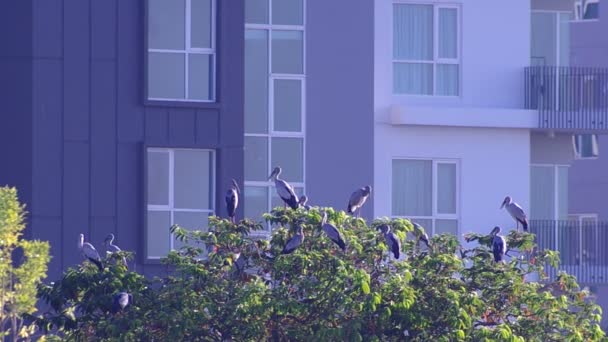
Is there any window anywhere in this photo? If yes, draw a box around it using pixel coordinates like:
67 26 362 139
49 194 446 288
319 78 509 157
574 0 599 21
530 11 572 67
393 3 460 96
146 148 215 259
391 159 459 236
530 165 568 221
147 0 216 102
245 0 305 231
573 134 599 159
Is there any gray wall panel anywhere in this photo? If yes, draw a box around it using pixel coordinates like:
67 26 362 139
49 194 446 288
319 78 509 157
91 0 117 61
33 0 63 59
169 108 197 145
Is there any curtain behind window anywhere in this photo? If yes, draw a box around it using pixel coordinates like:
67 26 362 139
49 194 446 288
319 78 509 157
392 160 432 216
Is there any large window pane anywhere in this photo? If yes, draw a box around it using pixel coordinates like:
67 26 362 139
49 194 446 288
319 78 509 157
272 0 303 25
148 0 185 50
393 4 433 60
148 52 185 99
245 30 269 134
435 219 458 236
531 166 555 220
272 30 303 74
437 64 459 96
437 163 456 214
392 160 432 216
438 8 457 59
188 54 213 100
174 211 209 250
273 79 302 132
393 63 432 95
191 0 212 48
147 151 169 205
559 13 571 66
557 166 568 220
174 150 213 209
245 137 269 181
531 12 557 66
271 138 304 182
244 186 268 220
245 0 269 24
147 211 171 257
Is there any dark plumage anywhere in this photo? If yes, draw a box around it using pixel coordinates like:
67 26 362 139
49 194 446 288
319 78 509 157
379 224 401 259
269 166 299 210
321 212 346 251
298 195 311 210
347 186 372 217
490 226 507 263
412 222 430 248
282 224 304 255
226 179 240 222
112 292 132 313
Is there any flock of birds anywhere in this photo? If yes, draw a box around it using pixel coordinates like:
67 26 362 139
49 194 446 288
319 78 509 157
73 165 531 314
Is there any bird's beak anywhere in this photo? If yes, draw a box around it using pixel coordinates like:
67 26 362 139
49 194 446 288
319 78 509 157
500 201 505 209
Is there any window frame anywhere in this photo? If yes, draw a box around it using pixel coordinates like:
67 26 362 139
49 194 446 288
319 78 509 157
145 0 217 104
244 0 307 234
573 134 599 160
144 147 216 261
573 0 599 22
390 157 460 236
392 1 462 97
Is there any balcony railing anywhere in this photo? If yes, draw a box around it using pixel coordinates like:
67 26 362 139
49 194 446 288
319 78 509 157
530 220 608 284
525 66 608 132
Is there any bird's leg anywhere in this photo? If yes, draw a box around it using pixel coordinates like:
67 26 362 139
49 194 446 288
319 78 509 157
516 222 519 232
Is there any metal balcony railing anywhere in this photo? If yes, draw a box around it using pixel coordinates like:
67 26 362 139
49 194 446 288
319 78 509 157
525 66 608 131
530 220 608 284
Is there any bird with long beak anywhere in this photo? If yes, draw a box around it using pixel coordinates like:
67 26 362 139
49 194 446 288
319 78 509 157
347 185 372 217
104 233 127 268
282 223 305 255
321 211 346 251
298 195 311 210
501 196 528 232
490 226 507 263
269 166 299 210
378 224 401 260
226 179 240 223
79 233 103 271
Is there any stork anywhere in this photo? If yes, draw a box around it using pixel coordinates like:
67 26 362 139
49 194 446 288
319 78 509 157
412 222 430 248
268 166 299 210
78 233 103 271
320 211 346 251
378 224 401 259
347 186 371 217
298 195 311 210
490 226 507 263
501 196 528 232
104 233 127 268
281 224 304 255
112 292 132 314
226 178 240 223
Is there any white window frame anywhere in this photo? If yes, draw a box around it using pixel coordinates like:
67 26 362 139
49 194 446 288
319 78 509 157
245 0 306 233
391 158 460 236
573 134 599 160
530 164 569 222
146 148 216 259
392 2 461 97
573 0 599 22
147 0 217 102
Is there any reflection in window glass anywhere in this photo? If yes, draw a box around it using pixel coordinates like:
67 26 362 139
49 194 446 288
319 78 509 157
272 31 304 74
273 79 302 132
245 30 269 133
147 211 171 257
272 0 303 25
148 0 186 50
245 137 269 181
271 137 304 182
190 0 212 48
148 52 185 99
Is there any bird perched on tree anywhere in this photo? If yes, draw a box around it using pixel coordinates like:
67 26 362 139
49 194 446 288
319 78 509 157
320 211 346 251
268 166 299 210
112 292 132 313
104 233 127 268
78 233 103 271
347 186 372 217
282 224 305 255
298 195 311 210
378 224 401 259
501 196 528 232
412 222 430 248
226 179 240 223
490 226 507 263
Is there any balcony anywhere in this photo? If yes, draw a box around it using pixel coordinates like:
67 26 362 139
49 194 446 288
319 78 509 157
525 66 608 132
531 220 608 284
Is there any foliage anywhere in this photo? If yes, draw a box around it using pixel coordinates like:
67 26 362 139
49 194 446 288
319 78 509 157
0 187 50 341
32 207 604 341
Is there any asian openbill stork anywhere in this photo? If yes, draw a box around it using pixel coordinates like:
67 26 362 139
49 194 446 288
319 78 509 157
490 226 507 263
412 222 430 248
112 292 132 313
298 195 311 210
226 179 240 223
321 211 346 251
378 224 401 259
78 233 103 271
347 186 371 217
269 166 299 209
501 196 528 232
104 233 127 268
281 224 304 255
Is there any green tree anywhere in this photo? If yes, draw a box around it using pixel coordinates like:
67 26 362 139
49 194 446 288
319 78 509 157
33 206 604 341
0 187 50 341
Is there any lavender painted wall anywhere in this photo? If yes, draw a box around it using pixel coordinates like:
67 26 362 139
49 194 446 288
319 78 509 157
0 0 244 280
306 0 375 219
568 1 608 221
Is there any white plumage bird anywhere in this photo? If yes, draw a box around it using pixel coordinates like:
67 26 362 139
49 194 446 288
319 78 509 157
79 233 103 271
500 196 528 232
104 233 127 268
269 166 299 210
